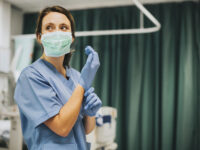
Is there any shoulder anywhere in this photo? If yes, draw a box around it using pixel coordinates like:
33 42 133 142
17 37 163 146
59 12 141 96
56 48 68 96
18 65 44 83
19 59 47 79
14 66 42 101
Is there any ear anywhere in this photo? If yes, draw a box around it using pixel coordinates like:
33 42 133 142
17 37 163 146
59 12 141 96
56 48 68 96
36 33 42 44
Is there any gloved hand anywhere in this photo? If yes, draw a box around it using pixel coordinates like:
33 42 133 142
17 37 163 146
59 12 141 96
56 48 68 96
78 46 100 90
82 87 102 116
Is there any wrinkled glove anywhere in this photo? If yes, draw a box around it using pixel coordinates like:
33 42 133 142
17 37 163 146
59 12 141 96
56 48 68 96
82 87 102 116
78 46 100 90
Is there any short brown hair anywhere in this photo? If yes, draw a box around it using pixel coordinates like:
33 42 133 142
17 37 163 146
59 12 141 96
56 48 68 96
35 6 76 67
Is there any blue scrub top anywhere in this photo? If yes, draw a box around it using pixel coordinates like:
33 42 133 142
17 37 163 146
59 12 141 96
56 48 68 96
14 58 91 150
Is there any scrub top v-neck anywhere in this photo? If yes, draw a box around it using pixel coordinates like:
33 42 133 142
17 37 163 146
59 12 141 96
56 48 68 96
14 58 91 150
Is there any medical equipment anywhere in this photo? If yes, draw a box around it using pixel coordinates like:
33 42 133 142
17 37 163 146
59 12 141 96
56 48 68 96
0 35 33 150
11 0 161 40
10 37 34 82
0 73 23 150
0 120 10 147
0 33 32 150
0 106 22 150
86 107 118 150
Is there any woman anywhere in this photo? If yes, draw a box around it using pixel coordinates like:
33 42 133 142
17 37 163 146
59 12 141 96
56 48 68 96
14 6 102 150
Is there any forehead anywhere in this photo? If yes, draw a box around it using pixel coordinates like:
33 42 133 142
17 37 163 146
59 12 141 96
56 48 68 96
42 12 70 25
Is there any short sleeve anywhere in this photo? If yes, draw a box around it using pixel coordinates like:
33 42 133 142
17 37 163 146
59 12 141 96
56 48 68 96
14 67 62 128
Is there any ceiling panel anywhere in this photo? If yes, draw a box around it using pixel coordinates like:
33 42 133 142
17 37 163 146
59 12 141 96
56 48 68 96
5 0 196 12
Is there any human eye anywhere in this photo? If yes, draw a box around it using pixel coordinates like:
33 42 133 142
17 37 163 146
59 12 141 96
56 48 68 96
60 24 69 31
61 26 67 30
45 23 55 32
46 25 53 31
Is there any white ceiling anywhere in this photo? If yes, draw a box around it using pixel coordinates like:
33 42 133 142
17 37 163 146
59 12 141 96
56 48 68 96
5 0 197 12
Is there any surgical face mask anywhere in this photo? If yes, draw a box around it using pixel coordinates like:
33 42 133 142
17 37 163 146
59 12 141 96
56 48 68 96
41 31 72 57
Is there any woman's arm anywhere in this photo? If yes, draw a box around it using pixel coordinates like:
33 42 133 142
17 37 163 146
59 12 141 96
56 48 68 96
44 84 84 137
83 116 96 134
44 47 100 137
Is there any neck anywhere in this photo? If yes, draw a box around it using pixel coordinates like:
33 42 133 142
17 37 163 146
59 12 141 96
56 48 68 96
40 53 65 75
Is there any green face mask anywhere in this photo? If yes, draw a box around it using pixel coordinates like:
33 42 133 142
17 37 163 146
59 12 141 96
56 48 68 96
41 31 72 57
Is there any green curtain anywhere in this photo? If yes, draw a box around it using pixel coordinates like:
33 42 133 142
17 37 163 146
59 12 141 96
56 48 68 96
23 2 200 150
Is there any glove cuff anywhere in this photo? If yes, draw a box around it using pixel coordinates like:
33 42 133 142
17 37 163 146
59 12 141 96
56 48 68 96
78 78 87 90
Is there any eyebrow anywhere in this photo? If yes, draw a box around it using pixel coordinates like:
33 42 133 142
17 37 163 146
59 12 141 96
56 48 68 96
44 22 69 27
44 22 54 26
59 23 70 28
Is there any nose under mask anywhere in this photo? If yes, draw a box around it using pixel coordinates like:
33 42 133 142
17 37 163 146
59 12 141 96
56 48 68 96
41 31 72 57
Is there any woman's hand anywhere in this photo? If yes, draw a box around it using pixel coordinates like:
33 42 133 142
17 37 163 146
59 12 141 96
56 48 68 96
82 87 102 116
78 46 100 90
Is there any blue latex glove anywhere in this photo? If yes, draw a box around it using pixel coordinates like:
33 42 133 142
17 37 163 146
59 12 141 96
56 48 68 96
78 46 100 90
82 87 102 116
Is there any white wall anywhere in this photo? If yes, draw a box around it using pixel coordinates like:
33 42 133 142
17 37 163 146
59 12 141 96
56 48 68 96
0 0 11 49
10 5 23 63
11 6 23 36
0 0 11 73
0 0 23 73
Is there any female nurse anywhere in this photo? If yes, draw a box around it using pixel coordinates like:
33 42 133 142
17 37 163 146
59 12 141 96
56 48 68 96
14 6 102 150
